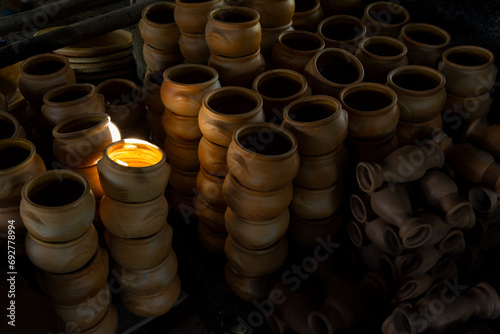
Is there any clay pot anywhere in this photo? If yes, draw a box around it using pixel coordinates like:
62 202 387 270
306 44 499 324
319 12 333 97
20 169 95 242
468 185 498 214
467 118 500 160
294 145 348 189
25 224 98 274
0 111 25 139
97 139 171 202
349 192 375 224
164 135 200 171
104 222 172 270
169 166 198 197
143 70 164 115
0 138 46 207
139 2 180 51
292 0 324 32
282 94 348 156
304 47 364 98
100 194 168 238
205 6 261 58
18 53 76 108
346 130 399 163
199 86 265 147
399 23 451 68
161 64 221 117
195 195 226 234
317 15 366 53
208 49 266 87
174 0 224 33
96 78 146 130
339 82 399 141
288 212 342 249
113 248 178 295
290 181 344 220
225 263 279 302
362 1 410 38
394 274 434 301
438 229 466 256
272 30 325 73
396 114 443 146
395 247 443 278
52 113 120 168
355 36 408 83
261 22 294 56
415 210 452 248
36 247 109 305
360 244 397 281
223 173 293 221
225 235 288 277
443 91 492 124
178 31 210 64
356 140 445 192
438 45 497 97
69 164 104 200
142 42 184 72
198 136 229 177
196 167 226 210
80 304 118 334
225 207 289 250
347 220 366 248
252 69 311 123
121 274 181 318
239 0 295 28
419 169 475 228
387 65 446 122
364 218 404 256
226 122 299 191
197 218 227 254
162 107 202 143
320 0 361 16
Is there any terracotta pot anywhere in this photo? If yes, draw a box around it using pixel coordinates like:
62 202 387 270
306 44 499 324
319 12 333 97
36 247 109 305
113 248 178 295
396 114 443 146
365 218 403 256
438 45 497 97
418 169 475 228
69 164 104 200
178 31 210 64
282 94 348 156
317 15 366 53
162 107 202 143
438 229 466 256
394 274 434 302
272 30 325 73
161 64 221 117
196 167 226 210
164 135 200 171
225 263 279 302
97 139 171 202
467 118 500 160
104 222 172 270
367 183 432 249
252 69 311 123
143 70 164 115
25 224 99 274
80 303 118 334
223 172 293 221
395 247 443 278
199 86 265 147
198 136 228 177
239 0 295 28
346 130 399 163
355 36 408 83
261 22 294 56
290 181 344 220
142 42 184 72
52 113 120 168
139 2 180 51
294 145 347 189
362 1 410 38
339 82 399 141
0 111 25 139
100 194 168 238
226 122 299 191
356 140 445 192
205 6 261 58
121 274 181 318
169 166 198 197
96 78 146 130
195 194 226 234
304 47 364 98
20 169 95 242
399 23 451 68
225 207 289 250
292 0 324 32
443 91 492 124
415 210 452 249
320 0 361 16
468 185 498 214
18 53 76 108
349 192 375 224
174 0 224 33
288 212 342 249
225 235 288 277
197 218 227 254
0 138 46 207
208 49 266 88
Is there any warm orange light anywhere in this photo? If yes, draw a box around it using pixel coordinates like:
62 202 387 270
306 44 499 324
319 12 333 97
107 139 163 167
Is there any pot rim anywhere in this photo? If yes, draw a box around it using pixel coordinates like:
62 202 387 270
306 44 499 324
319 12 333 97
28 224 96 247
52 113 113 140
283 94 344 128
96 78 145 108
358 36 408 61
293 179 343 195
290 211 341 226
226 206 290 227
253 69 309 103
141 2 177 28
311 47 365 87
0 138 37 174
202 86 264 119
143 41 182 55
293 0 321 16
277 30 325 55
43 83 96 107
262 21 294 33
207 6 260 27
106 220 171 246
339 82 397 116
387 65 446 96
0 111 22 139
121 273 180 299
209 47 263 62
102 138 167 171
317 14 366 44
226 172 293 197
400 22 451 50
19 53 72 80
163 63 219 88
364 1 410 28
299 144 346 161
441 45 496 71
114 246 177 278
101 193 166 210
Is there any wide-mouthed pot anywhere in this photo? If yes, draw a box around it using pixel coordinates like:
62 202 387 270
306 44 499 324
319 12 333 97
272 30 325 73
139 2 180 51
174 0 225 33
0 111 25 139
362 1 410 38
317 15 366 53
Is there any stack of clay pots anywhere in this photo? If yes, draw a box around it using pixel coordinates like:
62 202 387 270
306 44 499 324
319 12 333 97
196 86 265 253
223 122 299 301
139 2 183 73
143 70 167 146
282 95 348 249
160 64 221 213
21 170 117 333
206 6 265 87
174 0 223 64
97 139 180 317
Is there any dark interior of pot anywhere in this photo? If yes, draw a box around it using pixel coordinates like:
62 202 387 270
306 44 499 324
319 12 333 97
364 39 404 56
287 100 337 122
321 19 363 41
0 144 30 169
212 8 255 23
294 0 317 13
282 33 323 51
56 116 104 134
99 81 138 106
168 66 214 84
48 86 91 103
344 88 393 111
0 118 15 139
405 28 448 46
146 5 175 24
392 71 441 91
368 3 408 24
237 126 293 156
317 52 360 84
208 90 258 114
22 57 65 75
27 175 85 207
257 75 303 99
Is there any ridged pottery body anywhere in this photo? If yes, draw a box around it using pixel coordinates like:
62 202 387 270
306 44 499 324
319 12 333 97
174 0 225 33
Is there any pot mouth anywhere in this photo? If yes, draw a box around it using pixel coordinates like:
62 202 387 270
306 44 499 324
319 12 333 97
20 53 69 78
253 69 308 102
365 1 410 27
97 78 143 107
279 31 325 53
387 65 445 94
347 220 364 247
209 6 260 25
349 194 367 223
294 0 320 14
401 22 451 48
360 36 407 59
339 82 397 114
283 95 342 127
314 48 364 86
104 139 165 168
204 87 263 117
164 64 219 86
52 113 113 138
443 45 495 70
0 138 36 173
318 15 366 42
43 83 95 106
0 112 18 140
142 2 176 26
